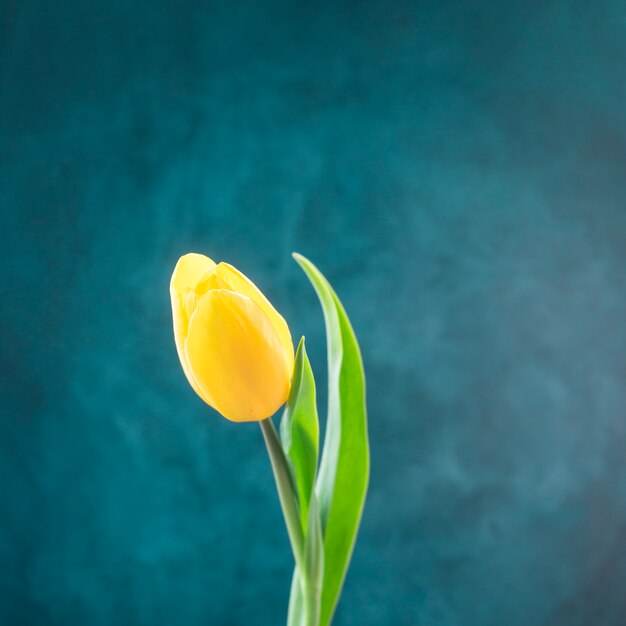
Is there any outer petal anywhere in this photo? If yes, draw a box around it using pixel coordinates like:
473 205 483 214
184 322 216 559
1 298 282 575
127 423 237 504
195 262 294 373
170 253 217 300
185 289 292 422
170 253 216 399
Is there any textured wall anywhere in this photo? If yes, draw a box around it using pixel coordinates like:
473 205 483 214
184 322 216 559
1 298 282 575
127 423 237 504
1 1 626 625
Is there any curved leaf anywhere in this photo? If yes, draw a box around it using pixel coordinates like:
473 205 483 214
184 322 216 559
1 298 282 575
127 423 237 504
293 253 370 626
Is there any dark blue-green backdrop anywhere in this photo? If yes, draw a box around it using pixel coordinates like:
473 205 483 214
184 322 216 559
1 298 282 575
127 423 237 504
2 1 626 625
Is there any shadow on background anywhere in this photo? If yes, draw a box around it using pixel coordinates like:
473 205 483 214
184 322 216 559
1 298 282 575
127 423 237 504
1 1 625 625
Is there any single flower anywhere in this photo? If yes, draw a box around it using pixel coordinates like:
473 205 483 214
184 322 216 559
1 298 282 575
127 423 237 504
170 253 294 422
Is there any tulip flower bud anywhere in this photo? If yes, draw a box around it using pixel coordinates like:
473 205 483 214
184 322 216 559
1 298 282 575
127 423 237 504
170 253 294 422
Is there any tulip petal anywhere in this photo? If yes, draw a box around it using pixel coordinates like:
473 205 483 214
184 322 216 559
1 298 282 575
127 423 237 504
170 253 217 300
170 253 216 398
196 262 294 373
185 289 292 422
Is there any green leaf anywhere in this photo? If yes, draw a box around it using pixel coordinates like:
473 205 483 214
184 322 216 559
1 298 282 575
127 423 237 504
292 253 370 626
281 336 323 626
280 337 319 527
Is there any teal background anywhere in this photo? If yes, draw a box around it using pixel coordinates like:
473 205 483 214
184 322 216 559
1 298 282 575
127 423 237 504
2 1 626 625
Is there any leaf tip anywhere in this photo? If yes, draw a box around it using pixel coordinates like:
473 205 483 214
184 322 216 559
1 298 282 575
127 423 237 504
291 252 309 269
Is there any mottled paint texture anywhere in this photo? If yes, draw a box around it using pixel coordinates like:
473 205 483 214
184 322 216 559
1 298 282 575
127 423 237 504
1 1 626 625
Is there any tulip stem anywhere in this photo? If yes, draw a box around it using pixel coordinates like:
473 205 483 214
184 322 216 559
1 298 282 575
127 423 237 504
260 418 305 572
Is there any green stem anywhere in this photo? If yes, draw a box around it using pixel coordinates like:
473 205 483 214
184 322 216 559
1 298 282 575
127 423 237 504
259 418 305 572
260 418 321 626
287 572 321 626
304 584 320 626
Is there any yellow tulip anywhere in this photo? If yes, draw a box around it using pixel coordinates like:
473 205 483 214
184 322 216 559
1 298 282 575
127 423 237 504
170 253 295 422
